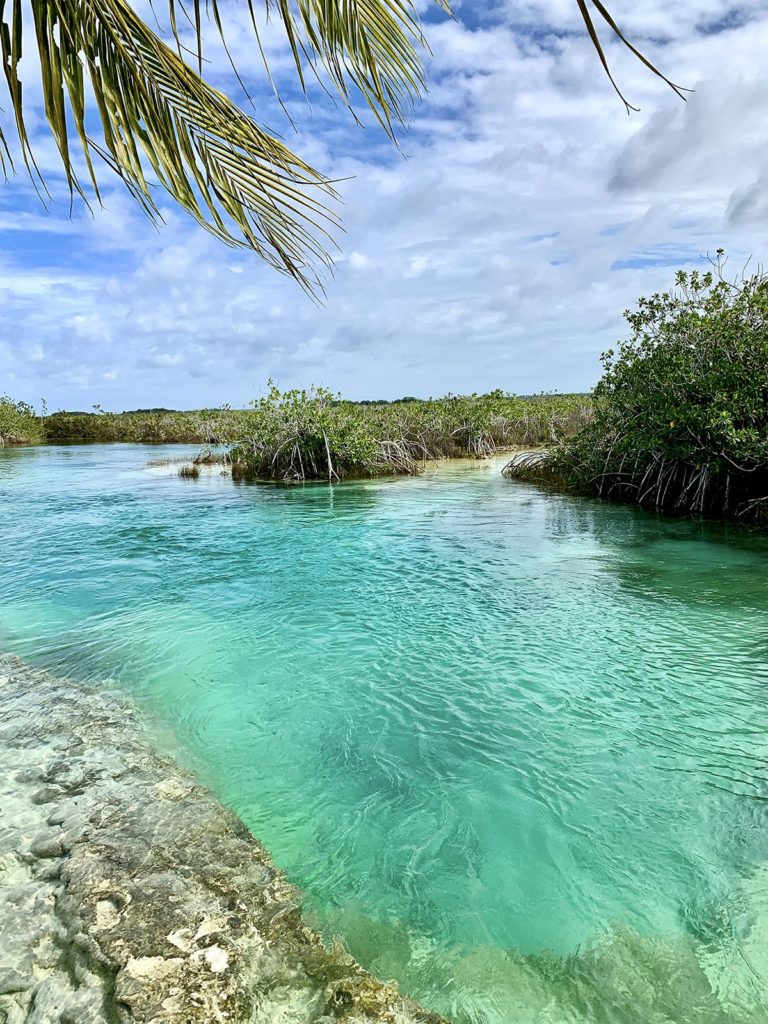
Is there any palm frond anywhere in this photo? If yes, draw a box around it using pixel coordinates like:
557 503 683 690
575 0 690 113
262 0 445 131
166 0 452 136
0 0 688 291
2 0 342 290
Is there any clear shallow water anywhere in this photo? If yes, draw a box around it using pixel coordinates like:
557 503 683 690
2 444 768 1022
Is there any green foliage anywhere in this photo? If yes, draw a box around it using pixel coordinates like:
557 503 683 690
508 255 768 523
230 384 591 482
31 389 590 482
42 407 246 444
0 396 43 445
232 384 385 481
379 391 591 458
0 0 678 284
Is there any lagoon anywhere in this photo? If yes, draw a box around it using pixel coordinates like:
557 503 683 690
2 444 768 1022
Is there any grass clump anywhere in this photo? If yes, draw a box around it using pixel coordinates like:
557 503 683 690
0 396 43 445
506 254 768 523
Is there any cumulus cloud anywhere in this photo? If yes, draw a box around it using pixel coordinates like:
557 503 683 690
2 0 768 408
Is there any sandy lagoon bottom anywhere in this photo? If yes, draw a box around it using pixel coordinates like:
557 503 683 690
2 445 768 1023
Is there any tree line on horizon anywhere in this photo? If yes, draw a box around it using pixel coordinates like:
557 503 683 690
6 258 765 525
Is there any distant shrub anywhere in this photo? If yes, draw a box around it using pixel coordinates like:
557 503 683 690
42 407 247 444
506 255 768 523
0 396 43 445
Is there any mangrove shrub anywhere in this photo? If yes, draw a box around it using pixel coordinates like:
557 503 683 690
508 257 768 522
229 385 592 482
0 396 43 445
231 385 391 481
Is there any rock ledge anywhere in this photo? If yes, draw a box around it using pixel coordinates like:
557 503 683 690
0 654 446 1024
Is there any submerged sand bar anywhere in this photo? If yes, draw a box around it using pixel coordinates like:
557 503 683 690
0 654 446 1024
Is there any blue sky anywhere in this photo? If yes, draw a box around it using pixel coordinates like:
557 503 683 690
2 0 768 410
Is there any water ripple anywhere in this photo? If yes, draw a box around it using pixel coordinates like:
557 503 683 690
3 445 768 1022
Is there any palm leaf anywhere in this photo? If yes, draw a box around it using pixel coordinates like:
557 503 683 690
575 0 689 113
2 0 345 290
165 0 452 135
0 0 686 291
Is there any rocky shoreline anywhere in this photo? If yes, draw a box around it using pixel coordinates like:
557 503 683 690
0 654 446 1024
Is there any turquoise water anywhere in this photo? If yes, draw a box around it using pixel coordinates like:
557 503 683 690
2 444 768 1022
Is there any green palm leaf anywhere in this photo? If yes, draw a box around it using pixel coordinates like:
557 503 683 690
0 0 685 291
2 0 350 290
575 0 688 113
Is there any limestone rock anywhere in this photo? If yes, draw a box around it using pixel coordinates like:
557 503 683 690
0 654 447 1024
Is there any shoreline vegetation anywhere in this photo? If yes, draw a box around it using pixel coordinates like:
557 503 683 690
227 387 589 481
0 652 447 1024
2 389 591 471
504 259 768 525
5 255 765 522
0 396 44 446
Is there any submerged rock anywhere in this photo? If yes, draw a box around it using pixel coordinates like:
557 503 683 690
0 654 447 1024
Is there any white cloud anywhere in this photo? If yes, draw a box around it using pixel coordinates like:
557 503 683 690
2 1 768 408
